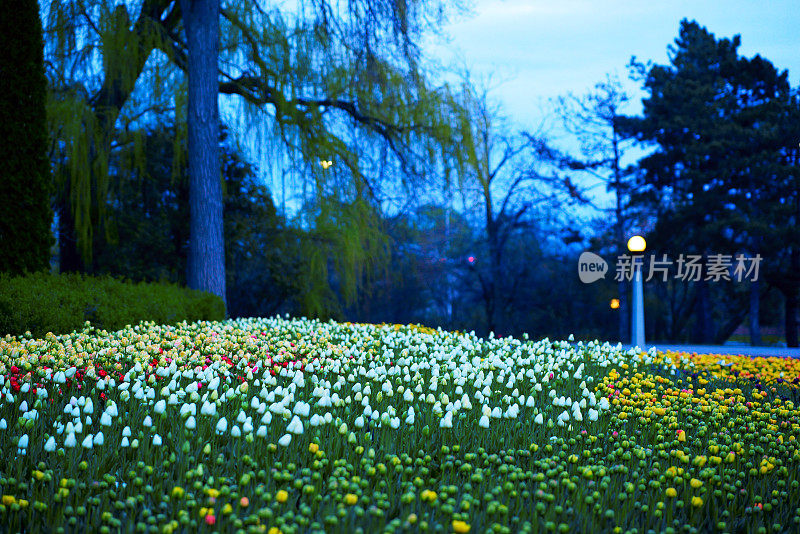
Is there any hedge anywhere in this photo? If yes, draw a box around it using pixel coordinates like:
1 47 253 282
0 272 225 338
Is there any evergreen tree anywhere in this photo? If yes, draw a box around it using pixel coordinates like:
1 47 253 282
0 0 53 274
622 20 800 345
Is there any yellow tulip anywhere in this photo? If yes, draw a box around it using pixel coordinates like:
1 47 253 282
452 520 471 533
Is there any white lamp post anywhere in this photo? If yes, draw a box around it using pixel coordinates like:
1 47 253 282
627 235 646 347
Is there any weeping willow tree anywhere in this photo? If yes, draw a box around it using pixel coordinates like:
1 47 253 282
43 0 468 316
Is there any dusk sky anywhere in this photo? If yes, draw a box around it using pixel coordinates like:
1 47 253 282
430 0 800 131
256 1 800 214
423 0 800 211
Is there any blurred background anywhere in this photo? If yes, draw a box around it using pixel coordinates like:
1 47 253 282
2 0 798 346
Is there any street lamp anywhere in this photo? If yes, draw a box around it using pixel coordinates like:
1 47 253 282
627 235 646 348
610 298 620 310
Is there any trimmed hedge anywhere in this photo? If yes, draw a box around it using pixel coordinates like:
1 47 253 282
0 272 225 338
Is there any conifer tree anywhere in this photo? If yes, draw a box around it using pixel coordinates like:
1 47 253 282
0 0 53 274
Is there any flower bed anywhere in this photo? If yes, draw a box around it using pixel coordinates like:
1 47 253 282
1 318 799 533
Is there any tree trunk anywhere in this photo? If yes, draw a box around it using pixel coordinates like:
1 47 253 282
617 279 628 343
692 279 714 344
612 118 628 344
714 311 745 345
487 218 502 336
785 289 799 348
57 198 83 273
748 279 761 346
180 0 226 311
615 224 627 343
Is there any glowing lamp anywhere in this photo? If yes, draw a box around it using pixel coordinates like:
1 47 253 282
627 235 646 253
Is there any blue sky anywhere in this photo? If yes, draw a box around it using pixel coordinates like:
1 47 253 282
252 0 800 216
431 0 800 130
420 0 800 214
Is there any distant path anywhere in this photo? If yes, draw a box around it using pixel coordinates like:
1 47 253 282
632 344 800 358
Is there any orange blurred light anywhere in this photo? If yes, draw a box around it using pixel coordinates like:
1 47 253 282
610 298 620 309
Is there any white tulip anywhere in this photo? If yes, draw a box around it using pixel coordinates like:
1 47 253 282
293 401 311 417
287 415 304 435
216 417 228 434
439 412 453 428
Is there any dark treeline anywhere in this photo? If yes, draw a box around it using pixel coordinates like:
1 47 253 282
4 2 799 346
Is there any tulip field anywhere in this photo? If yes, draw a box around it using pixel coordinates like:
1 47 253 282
1 318 800 534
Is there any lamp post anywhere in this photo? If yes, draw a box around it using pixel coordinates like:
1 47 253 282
627 235 646 347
